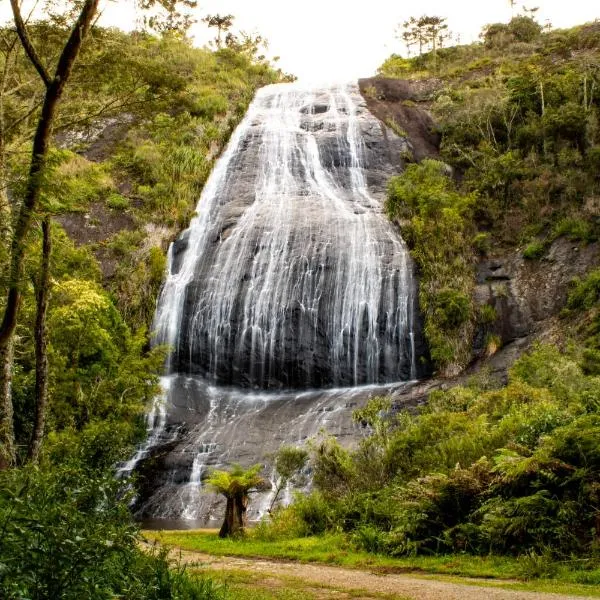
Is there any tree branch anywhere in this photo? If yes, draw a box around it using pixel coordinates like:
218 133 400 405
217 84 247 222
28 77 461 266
52 1 100 97
5 100 43 135
0 0 100 346
9 0 51 88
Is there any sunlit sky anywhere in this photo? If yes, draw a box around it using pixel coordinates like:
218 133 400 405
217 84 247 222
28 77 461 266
1 1 599 81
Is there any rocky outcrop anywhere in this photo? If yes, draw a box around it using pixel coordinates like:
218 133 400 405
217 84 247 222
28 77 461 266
134 375 418 526
474 238 599 361
358 77 441 161
133 83 432 524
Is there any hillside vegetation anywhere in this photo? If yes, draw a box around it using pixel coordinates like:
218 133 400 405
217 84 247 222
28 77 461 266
2 24 284 462
380 18 600 374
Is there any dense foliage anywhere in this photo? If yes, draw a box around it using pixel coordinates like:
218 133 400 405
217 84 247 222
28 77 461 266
266 343 600 564
2 20 283 464
382 17 600 372
0 464 227 599
386 160 476 373
264 21 600 567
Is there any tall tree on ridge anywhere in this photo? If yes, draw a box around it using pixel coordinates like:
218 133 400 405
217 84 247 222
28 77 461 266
421 15 449 70
203 14 235 49
397 15 449 66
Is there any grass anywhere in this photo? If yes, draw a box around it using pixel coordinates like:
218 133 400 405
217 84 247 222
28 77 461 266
145 529 600 597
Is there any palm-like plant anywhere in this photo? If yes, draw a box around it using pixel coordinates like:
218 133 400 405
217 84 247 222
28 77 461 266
206 463 264 537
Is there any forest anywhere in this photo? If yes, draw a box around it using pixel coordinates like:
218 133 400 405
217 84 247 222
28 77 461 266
1 1 600 598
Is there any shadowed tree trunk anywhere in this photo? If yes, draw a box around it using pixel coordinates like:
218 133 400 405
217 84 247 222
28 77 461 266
0 339 15 469
219 493 249 538
27 216 51 463
0 0 99 468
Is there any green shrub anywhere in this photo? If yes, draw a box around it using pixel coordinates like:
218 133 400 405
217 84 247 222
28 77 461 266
284 345 600 558
149 246 167 284
377 55 413 78
386 160 476 372
43 150 114 212
566 269 600 311
351 524 391 554
254 505 310 540
106 192 130 210
190 92 229 119
432 289 471 329
384 117 408 138
507 16 542 43
472 232 490 255
478 303 497 324
552 217 596 243
0 466 224 600
482 23 511 48
523 240 546 259
518 549 560 580
288 492 339 536
586 146 600 175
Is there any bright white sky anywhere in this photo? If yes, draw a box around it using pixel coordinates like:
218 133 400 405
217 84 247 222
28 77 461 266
1 1 599 81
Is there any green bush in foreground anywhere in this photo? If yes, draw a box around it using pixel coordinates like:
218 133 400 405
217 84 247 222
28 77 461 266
0 465 224 600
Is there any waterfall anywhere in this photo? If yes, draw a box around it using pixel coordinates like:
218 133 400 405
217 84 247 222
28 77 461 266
135 82 424 525
154 82 417 389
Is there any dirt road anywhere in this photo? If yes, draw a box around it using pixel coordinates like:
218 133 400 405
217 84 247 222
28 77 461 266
172 547 597 600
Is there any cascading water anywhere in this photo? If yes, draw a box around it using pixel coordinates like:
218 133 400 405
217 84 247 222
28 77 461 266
130 82 426 526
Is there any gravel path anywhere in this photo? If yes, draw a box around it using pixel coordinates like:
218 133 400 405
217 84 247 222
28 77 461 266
172 548 597 600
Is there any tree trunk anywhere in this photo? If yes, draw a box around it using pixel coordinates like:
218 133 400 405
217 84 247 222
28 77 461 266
0 34 16 248
27 216 51 463
0 125 11 251
268 479 285 514
218 493 249 537
0 337 15 469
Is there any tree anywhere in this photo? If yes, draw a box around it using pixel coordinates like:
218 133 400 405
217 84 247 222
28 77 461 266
140 0 197 34
225 30 268 61
268 445 308 513
206 463 264 537
420 16 449 69
507 15 542 42
27 215 51 463
0 0 100 471
397 15 449 64
398 17 427 56
202 14 234 49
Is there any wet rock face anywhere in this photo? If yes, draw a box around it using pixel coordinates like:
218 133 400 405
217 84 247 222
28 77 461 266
133 375 417 525
155 83 426 390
